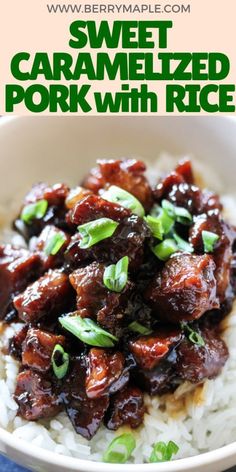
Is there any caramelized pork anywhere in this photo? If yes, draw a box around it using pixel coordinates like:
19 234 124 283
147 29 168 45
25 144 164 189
2 158 234 440
9 324 28 360
154 160 221 214
85 349 127 398
104 385 145 430
61 357 109 439
145 254 219 323
83 159 153 211
36 225 70 271
176 328 229 382
14 270 73 323
0 245 41 320
69 194 131 226
66 214 151 270
190 213 234 301
129 329 182 370
22 328 66 372
69 262 133 335
14 370 62 420
14 182 69 239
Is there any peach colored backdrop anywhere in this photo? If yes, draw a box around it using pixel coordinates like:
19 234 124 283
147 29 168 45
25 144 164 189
0 0 235 115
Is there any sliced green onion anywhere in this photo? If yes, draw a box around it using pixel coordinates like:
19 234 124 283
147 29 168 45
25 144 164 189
152 238 178 261
144 215 163 240
150 204 161 218
128 321 152 335
158 209 174 235
102 185 145 217
162 200 192 225
181 323 205 347
103 433 136 463
149 440 179 463
103 256 129 293
21 199 48 224
173 232 193 253
59 315 118 347
175 206 192 225
188 331 205 346
44 232 66 256
51 344 69 379
150 206 174 235
202 230 219 253
162 200 175 218
78 218 119 249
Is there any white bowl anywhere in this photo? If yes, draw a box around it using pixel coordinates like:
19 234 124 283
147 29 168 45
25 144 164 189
0 116 236 472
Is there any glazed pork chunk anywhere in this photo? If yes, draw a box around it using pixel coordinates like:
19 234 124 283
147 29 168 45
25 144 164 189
66 194 151 270
83 159 153 211
69 262 133 336
0 245 41 320
14 370 62 421
13 270 73 324
145 253 219 323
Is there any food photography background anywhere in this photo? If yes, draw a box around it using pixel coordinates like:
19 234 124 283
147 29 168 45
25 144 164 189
0 116 236 472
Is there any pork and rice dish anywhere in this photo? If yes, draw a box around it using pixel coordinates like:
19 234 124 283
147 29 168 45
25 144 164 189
0 158 236 463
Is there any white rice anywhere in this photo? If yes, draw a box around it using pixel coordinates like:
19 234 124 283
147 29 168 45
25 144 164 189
1 157 236 463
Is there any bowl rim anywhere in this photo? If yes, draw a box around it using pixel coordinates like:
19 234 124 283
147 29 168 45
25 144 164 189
0 425 236 471
0 114 236 471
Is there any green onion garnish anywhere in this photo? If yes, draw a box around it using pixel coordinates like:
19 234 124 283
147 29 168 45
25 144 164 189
150 206 174 235
149 440 179 463
188 330 205 346
162 200 192 225
78 218 119 249
144 215 163 240
173 232 193 253
181 323 205 347
162 200 175 218
44 232 66 256
128 321 152 335
175 206 192 225
103 433 136 463
102 185 145 217
51 344 69 380
103 256 129 293
152 238 178 261
59 315 118 347
21 199 48 224
202 230 219 253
